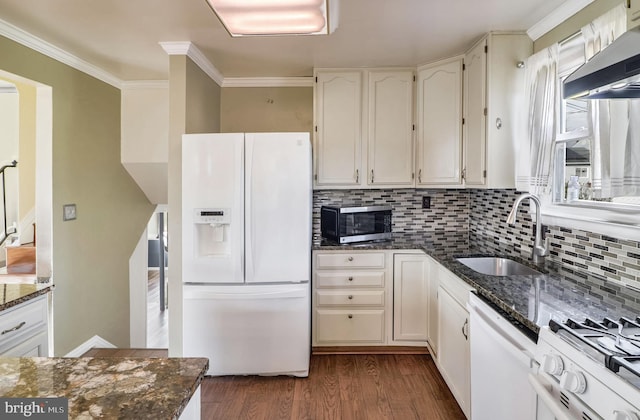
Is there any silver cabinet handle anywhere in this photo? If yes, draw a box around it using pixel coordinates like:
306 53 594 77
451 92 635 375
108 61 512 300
371 169 374 183
348 256 354 261
461 319 469 340
418 169 422 183
348 276 354 281
348 295 353 300
355 169 359 183
348 314 353 319
461 168 466 181
2 321 26 335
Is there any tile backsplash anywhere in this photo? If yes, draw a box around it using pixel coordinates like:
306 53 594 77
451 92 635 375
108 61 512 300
313 188 640 289
312 189 469 242
469 189 640 289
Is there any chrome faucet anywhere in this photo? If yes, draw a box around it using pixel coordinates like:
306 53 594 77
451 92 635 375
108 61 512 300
506 193 548 264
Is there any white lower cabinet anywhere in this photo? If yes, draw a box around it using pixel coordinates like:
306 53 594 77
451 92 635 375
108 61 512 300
393 254 429 341
312 249 428 347
435 265 474 419
0 294 49 357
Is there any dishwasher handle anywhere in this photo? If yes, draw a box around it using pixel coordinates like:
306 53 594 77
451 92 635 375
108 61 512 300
528 374 573 420
469 297 534 366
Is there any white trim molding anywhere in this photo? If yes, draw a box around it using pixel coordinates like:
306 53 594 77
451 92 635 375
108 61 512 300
0 17 122 88
159 41 224 86
527 0 595 41
222 77 313 88
64 335 116 357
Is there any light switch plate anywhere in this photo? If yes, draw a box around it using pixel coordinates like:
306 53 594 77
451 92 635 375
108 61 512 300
63 204 77 221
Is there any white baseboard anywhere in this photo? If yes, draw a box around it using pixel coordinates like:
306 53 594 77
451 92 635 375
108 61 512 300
65 335 116 357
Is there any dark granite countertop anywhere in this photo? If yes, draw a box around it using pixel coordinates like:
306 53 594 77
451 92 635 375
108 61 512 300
314 232 640 340
0 282 53 312
0 356 209 419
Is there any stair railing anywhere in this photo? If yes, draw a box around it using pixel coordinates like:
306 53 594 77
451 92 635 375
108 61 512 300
0 160 18 247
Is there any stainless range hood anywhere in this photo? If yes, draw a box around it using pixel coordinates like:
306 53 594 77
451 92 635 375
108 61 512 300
563 26 640 99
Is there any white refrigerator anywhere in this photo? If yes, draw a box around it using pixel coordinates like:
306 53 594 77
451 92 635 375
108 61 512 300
181 132 311 377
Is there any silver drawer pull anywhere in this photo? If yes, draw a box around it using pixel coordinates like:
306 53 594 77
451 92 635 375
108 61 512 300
348 295 353 300
2 321 26 335
348 276 354 281
347 256 354 261
348 314 353 319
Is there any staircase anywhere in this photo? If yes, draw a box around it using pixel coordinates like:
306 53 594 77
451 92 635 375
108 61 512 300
5 244 36 274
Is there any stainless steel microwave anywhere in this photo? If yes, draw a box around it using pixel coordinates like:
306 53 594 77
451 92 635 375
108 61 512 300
320 205 392 244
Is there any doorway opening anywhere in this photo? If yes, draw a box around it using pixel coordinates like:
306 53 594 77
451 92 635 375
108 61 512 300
147 210 168 348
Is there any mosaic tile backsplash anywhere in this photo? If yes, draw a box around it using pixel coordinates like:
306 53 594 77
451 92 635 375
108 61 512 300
312 189 469 242
314 188 640 288
469 189 640 289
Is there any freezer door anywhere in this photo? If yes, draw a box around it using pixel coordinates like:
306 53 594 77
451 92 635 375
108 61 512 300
182 133 244 284
245 133 311 283
183 284 310 376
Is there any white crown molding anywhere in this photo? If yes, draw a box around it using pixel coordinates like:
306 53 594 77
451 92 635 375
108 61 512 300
527 0 595 41
222 77 313 87
159 41 224 86
64 335 116 357
0 17 122 89
121 80 169 90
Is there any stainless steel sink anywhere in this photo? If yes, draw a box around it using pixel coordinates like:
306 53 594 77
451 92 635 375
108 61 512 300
456 257 541 276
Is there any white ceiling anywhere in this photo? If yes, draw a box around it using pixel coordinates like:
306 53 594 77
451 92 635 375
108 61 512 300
0 0 583 82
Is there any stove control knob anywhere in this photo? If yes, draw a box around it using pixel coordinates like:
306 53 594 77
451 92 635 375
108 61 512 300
559 370 587 394
612 410 640 420
542 354 564 376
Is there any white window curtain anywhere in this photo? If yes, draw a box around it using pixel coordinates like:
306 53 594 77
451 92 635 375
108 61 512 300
524 45 558 195
583 4 634 199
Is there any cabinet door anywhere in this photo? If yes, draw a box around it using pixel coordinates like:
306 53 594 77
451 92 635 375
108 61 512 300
393 254 428 341
367 70 415 187
463 39 487 187
629 0 640 30
0 330 48 357
314 71 363 187
416 59 463 187
437 286 470 418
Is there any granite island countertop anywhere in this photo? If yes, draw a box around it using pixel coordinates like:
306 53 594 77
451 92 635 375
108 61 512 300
0 356 209 419
0 282 53 312
314 232 640 340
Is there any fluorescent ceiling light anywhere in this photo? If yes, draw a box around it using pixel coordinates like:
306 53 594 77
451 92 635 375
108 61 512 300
206 0 338 37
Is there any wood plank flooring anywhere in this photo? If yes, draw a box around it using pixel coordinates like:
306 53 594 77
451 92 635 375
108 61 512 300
78 349 464 419
147 269 168 348
202 354 465 420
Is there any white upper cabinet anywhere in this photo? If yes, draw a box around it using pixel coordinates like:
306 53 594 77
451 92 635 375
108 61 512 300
463 32 532 188
314 71 363 187
629 0 640 30
314 69 414 189
367 70 415 187
416 58 463 187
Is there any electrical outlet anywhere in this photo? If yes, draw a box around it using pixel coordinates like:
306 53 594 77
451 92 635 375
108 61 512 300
422 196 431 209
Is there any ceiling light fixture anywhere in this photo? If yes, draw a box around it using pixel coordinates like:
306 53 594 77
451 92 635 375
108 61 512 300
205 0 338 37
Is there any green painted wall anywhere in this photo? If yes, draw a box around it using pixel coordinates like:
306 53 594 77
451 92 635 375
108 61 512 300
0 35 154 355
221 87 313 133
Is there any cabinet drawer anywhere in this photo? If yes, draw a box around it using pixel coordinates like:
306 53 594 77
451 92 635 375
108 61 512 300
316 309 385 343
316 252 385 269
0 296 47 346
315 271 385 288
316 290 385 307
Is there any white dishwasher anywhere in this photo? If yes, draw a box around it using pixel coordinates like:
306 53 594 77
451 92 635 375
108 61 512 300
468 293 538 420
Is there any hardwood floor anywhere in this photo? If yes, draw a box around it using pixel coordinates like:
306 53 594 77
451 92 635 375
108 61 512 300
147 269 168 348
202 354 465 420
78 350 464 419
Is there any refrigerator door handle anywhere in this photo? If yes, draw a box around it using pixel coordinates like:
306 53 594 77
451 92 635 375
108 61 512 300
244 134 255 282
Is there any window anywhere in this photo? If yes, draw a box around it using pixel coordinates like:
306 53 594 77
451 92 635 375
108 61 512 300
553 32 593 203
